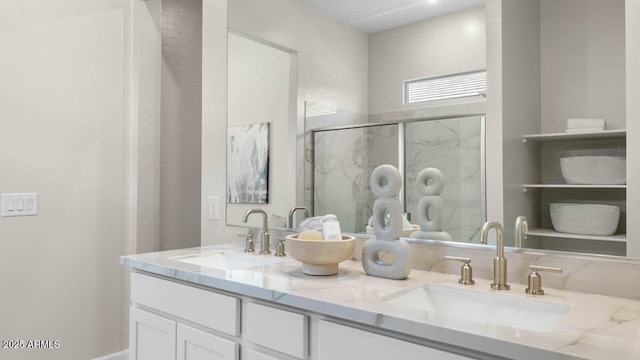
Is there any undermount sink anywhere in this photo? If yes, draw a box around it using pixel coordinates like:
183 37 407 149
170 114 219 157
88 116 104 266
169 251 283 271
382 283 570 332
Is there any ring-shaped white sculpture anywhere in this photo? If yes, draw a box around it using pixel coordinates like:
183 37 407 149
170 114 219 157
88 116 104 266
415 196 444 231
416 167 445 196
363 164 411 280
370 164 403 198
410 167 452 242
372 198 403 240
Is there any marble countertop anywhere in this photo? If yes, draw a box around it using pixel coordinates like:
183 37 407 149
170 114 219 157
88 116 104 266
121 244 640 360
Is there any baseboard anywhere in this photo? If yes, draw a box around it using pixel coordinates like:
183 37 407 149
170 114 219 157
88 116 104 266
92 349 129 360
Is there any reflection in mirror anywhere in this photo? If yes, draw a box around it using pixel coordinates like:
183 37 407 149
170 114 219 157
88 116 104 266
223 0 639 261
311 113 485 242
226 31 297 228
313 123 399 233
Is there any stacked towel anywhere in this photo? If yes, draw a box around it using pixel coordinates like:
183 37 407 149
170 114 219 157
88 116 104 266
566 118 605 133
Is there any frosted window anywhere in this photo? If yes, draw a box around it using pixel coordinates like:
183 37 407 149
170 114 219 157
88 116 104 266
404 70 486 104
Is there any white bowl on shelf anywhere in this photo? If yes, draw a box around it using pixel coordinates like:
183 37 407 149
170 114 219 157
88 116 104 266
559 156 626 185
549 203 620 236
285 234 355 275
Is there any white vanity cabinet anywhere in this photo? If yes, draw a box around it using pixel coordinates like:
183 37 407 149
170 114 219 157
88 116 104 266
129 272 240 360
317 321 474 360
129 307 238 360
128 271 488 360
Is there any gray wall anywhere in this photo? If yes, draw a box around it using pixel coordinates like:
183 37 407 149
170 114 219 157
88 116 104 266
368 6 486 115
626 0 640 258
500 0 542 244
540 0 626 132
160 0 203 250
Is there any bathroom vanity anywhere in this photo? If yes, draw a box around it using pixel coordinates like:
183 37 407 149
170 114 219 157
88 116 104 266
122 244 640 360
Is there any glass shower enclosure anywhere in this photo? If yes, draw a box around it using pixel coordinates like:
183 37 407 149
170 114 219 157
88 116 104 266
312 115 486 243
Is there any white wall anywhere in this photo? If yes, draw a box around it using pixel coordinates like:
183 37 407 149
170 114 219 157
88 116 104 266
368 6 487 114
227 0 369 115
540 0 626 132
227 33 292 226
0 0 129 358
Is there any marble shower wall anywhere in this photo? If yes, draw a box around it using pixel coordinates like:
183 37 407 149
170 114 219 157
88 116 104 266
404 116 483 242
313 124 398 232
312 115 483 239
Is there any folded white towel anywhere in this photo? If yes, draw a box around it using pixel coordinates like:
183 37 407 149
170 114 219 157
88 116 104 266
565 127 605 133
567 118 605 129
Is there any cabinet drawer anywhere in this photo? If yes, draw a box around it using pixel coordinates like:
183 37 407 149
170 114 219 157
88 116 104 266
318 320 473 360
131 272 239 336
246 302 307 359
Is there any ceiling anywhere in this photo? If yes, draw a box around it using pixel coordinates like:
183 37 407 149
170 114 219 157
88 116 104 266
298 0 486 33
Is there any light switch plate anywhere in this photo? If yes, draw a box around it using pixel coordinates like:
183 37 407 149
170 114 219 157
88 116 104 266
2 193 38 217
208 196 219 220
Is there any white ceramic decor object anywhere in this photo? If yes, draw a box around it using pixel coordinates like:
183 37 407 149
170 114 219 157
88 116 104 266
411 168 453 241
285 234 355 275
363 165 411 280
560 156 626 185
550 203 620 236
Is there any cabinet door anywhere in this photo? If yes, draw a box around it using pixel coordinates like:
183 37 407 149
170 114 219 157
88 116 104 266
318 320 473 360
176 324 239 360
130 307 176 360
246 302 308 359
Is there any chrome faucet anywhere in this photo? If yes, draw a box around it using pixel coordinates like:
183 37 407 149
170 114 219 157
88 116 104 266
514 216 528 248
287 206 310 228
242 209 271 255
480 221 510 290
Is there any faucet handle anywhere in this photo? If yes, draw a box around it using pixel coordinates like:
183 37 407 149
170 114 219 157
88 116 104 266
444 256 475 285
526 265 562 295
238 233 255 253
274 238 286 257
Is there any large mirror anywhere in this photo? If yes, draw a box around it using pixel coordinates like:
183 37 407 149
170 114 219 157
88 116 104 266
226 0 486 228
226 0 629 258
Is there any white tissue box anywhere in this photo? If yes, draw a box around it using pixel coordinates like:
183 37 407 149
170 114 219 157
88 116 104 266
566 118 605 130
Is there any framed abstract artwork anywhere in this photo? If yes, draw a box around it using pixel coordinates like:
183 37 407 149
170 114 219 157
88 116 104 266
227 122 269 204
